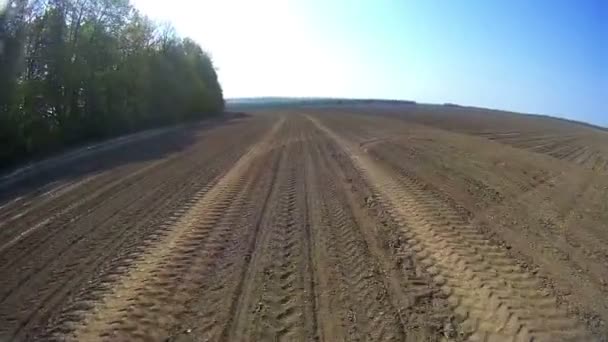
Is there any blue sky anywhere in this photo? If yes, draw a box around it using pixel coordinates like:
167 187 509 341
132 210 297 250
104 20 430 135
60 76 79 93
132 0 607 126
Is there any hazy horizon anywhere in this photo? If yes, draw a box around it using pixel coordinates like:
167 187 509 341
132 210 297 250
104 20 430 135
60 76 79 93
225 96 607 128
131 0 607 126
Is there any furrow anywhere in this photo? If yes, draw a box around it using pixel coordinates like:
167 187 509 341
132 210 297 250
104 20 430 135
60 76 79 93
579 149 597 168
524 137 573 152
522 138 563 152
564 145 588 163
0 164 151 259
547 143 582 160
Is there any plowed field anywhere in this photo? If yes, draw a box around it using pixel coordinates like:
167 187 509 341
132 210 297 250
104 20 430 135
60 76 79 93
0 107 606 341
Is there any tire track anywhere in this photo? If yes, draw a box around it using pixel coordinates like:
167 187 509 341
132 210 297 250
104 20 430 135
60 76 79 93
0 119 263 252
40 145 249 340
0 127 256 304
0 118 274 341
0 123 250 260
69 118 284 341
175 147 284 341
316 127 459 341
0 157 205 340
167 124 290 341
307 139 405 341
7 156 230 340
256 163 306 340
308 115 591 341
0 119 269 273
226 125 316 342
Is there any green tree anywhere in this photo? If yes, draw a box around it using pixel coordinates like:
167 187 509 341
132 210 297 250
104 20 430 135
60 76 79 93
0 0 224 168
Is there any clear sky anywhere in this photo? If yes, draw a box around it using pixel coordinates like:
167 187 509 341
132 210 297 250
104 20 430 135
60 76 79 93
131 0 607 126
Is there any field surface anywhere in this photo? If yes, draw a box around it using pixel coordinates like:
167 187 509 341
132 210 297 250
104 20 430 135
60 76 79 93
0 105 606 341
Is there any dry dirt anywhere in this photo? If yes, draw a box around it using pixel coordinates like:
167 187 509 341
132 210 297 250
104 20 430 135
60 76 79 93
0 106 606 341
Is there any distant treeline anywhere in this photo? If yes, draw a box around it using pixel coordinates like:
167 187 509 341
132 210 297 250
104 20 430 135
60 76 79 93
227 97 417 109
0 0 224 168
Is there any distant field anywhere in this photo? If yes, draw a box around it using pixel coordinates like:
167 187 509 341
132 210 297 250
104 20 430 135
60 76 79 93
353 103 608 172
0 102 606 341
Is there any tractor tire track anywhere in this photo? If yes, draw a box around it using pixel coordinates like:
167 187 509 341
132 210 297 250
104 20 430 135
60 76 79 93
0 124 262 304
169 124 291 341
69 118 283 341
0 118 273 341
0 122 264 267
173 147 284 341
314 126 459 341
308 114 591 341
306 139 405 341
226 128 317 342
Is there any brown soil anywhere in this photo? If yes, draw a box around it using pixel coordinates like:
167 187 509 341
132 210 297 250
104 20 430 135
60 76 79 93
0 106 605 341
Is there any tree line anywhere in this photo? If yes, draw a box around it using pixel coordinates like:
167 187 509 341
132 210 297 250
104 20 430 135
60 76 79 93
0 0 224 168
